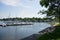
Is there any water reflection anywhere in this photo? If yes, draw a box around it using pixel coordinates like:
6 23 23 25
0 22 51 40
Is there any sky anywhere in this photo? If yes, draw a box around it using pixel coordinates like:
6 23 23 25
0 0 47 18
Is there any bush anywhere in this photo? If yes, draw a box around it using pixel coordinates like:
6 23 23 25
37 24 60 40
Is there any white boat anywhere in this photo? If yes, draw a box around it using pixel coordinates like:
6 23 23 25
2 23 7 27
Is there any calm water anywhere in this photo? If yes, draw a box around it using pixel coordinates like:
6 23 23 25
0 22 51 40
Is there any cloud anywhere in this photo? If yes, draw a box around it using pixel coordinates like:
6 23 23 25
0 0 31 8
1 0 19 6
18 3 31 8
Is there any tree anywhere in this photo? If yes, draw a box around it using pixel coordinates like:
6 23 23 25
39 0 60 23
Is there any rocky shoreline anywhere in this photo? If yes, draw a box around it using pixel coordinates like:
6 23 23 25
20 26 55 40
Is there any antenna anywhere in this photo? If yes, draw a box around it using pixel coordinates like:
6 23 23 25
15 13 17 21
8 12 11 18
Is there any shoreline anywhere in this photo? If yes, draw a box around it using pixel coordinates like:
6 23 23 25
20 26 55 40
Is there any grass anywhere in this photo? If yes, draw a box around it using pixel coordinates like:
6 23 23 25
37 24 60 40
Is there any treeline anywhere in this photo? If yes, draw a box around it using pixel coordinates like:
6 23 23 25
0 17 54 22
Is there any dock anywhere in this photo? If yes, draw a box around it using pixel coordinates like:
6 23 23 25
0 23 33 26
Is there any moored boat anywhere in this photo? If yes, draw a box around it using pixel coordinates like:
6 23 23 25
2 23 7 27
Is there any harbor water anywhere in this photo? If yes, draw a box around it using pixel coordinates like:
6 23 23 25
0 22 51 40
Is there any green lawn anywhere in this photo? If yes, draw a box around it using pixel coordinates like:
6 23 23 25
37 24 60 40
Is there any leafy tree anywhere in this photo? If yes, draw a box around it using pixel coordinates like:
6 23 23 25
39 0 60 23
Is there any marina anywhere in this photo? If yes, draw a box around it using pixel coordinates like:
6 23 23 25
0 22 51 40
0 21 33 27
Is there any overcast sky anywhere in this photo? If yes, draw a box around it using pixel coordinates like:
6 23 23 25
0 0 47 18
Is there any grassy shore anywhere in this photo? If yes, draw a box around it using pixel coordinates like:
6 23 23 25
37 23 60 40
21 23 60 40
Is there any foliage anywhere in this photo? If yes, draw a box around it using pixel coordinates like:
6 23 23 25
0 17 54 22
37 24 60 40
40 0 60 22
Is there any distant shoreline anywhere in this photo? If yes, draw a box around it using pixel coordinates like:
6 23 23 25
0 17 53 22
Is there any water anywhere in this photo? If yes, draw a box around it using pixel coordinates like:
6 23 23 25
0 22 51 40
